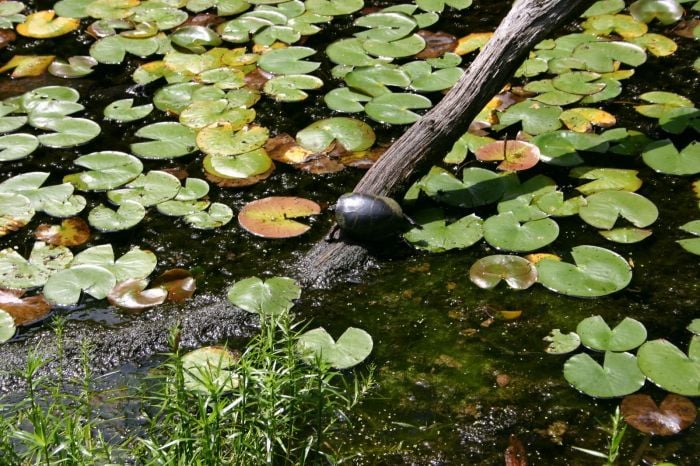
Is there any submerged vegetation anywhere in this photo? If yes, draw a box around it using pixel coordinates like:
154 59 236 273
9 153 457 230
0 0 698 463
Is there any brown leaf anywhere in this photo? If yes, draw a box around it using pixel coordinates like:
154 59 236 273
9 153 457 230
160 167 189 180
34 217 91 246
621 394 697 436
415 30 457 59
150 269 196 303
205 165 274 188
0 289 51 326
0 29 16 49
108 279 167 311
180 13 225 29
504 435 527 466
244 68 272 90
673 20 700 39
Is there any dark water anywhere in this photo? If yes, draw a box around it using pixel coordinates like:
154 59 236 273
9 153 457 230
0 1 699 464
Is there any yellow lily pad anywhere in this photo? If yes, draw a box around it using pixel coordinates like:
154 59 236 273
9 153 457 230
0 55 55 77
560 107 616 132
17 11 80 39
455 32 492 55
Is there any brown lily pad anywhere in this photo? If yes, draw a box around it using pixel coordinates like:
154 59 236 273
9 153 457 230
673 20 700 39
621 393 697 436
265 133 315 164
0 29 16 49
107 278 168 311
244 68 273 90
34 217 91 247
0 289 51 326
475 140 540 171
238 196 321 238
415 30 457 59
151 268 196 303
205 164 274 188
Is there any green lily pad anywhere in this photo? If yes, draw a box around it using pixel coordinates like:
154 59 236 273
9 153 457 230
536 245 632 297
153 83 227 115
403 209 483 252
677 220 700 255
417 166 513 208
0 133 39 162
71 245 156 282
296 117 375 152
579 191 658 229
238 196 320 238
297 326 373 369
86 0 139 20
107 278 168 311
324 87 372 113
570 167 643 194
197 124 269 157
581 14 648 39
600 227 652 243
345 65 411 97
179 100 255 129
688 319 700 336
175 178 209 201
37 118 101 148
181 346 239 393
0 193 34 237
630 0 684 25
131 122 197 159
363 34 426 58
0 115 27 134
88 201 146 232
469 254 538 290
642 140 700 176
264 74 324 102
107 170 181 206
0 243 72 289
227 276 301 316
443 131 495 164
354 12 416 42
0 309 16 343
157 199 210 217
364 92 432 125
534 191 586 217
572 40 647 73
581 0 626 17
305 0 363 16
483 212 559 252
564 351 645 398
184 202 234 229
43 264 116 305
48 55 98 78
496 100 563 135
104 98 154 122
131 2 188 30
90 34 163 65
203 148 273 180
631 33 678 57
533 130 607 167
170 25 222 53
637 336 700 396
576 315 647 352
258 46 320 75
635 91 694 118
64 151 143 191
42 195 87 218
326 38 379 67
544 329 581 354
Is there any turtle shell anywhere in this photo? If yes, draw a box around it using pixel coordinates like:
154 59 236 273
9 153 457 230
335 193 406 240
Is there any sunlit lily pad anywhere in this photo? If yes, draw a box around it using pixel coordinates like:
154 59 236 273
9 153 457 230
17 11 80 38
306 0 363 16
157 199 211 216
621 393 697 436
104 98 154 122
43 264 116 305
64 151 143 191
364 93 432 125
37 118 101 148
151 268 196 303
576 315 647 352
544 329 581 354
326 38 379 67
90 34 165 64
153 83 227 114
0 309 15 343
416 166 513 208
203 148 274 181
637 336 700 396
181 346 239 393
131 122 197 159
533 130 607 166
642 140 700 176
483 212 559 252
170 25 222 53
475 140 540 171
175 178 209 201
403 209 483 252
258 46 320 75
600 227 652 243
197 124 269 157
496 100 563 135
469 254 538 290
107 278 168 311
635 91 694 118
0 243 73 289
0 289 51 326
455 31 491 55
48 55 98 78
88 201 146 232
354 11 417 42
0 193 34 237
363 34 426 59
296 117 375 152
573 41 647 73
179 100 255 129
677 220 700 255
297 326 373 369
579 191 658 229
227 276 301 316
630 0 684 25
564 351 645 398
581 14 648 39
570 167 643 195
631 33 678 57
345 65 411 97
264 74 323 102
560 108 616 133
86 0 139 20
324 87 372 112
536 245 632 297
238 196 320 238
34 217 90 246
107 171 181 206
184 202 234 229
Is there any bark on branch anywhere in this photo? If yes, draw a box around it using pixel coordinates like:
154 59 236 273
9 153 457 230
296 0 590 287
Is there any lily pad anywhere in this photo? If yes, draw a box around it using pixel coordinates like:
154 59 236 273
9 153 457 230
64 151 143 191
564 351 646 398
72 245 156 282
677 220 700 255
0 289 51 326
181 346 239 393
296 117 375 152
88 201 146 232
16 11 80 38
0 309 15 343
150 268 196 303
469 254 538 290
642 140 700 176
576 315 647 352
621 393 697 436
630 0 684 25
573 40 647 73
560 108 616 133
416 166 513 208
227 276 301 316
570 167 643 195
258 46 320 75
238 196 320 238
179 100 255 130
579 191 658 229
107 278 168 311
264 74 323 102
184 202 234 229
544 329 581 354
496 100 563 135
364 92 432 125
37 118 101 149
324 87 372 112
483 212 559 252
403 209 483 252
34 217 90 246
297 327 373 369
363 34 426 59
197 124 269 157
131 122 197 159
48 55 98 78
536 245 632 297
107 171 181 206
600 227 652 243
104 99 154 122
203 148 274 182
637 336 700 396
345 65 411 97
43 264 117 305
0 193 34 236
475 140 540 171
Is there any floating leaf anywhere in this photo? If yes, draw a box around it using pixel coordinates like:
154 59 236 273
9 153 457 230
157 199 210 216
227 276 301 316
455 31 492 55
175 178 209 201
48 55 98 78
363 34 426 58
0 55 55 77
637 337 700 396
475 140 540 171
306 0 363 16
34 217 90 246
600 227 652 243
630 0 684 25
264 74 323 102
90 34 164 65
416 166 513 208
621 393 697 436
536 245 632 297
16 11 80 38
203 148 273 180
642 140 700 176
364 93 432 124
483 212 559 252
581 14 648 39
544 329 581 354
0 289 51 326
579 191 658 230
131 122 197 159
415 30 457 58
573 41 647 73
184 202 234 229
104 99 154 122
181 346 239 393
37 118 101 148
688 319 700 336
238 196 320 238
677 220 700 255
345 65 411 97
258 46 320 75
107 278 168 311
631 33 678 57
72 245 156 282
179 100 255 130
107 171 181 206
469 254 538 290
571 167 642 195
403 208 483 252
197 124 269 157
533 130 607 166
324 87 372 112
151 268 196 303
497 100 563 135
0 309 15 343
564 351 645 398
297 327 373 369
296 117 375 152
355 12 417 42
635 91 693 118
560 108 616 133
326 38 378 67
581 0 626 17
170 25 222 53
0 193 34 237
43 264 117 305
88 201 146 232
576 315 647 352
64 151 143 191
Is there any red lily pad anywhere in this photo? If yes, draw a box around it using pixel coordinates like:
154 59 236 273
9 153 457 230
621 393 697 436
34 217 90 246
150 268 196 303
475 140 540 171
238 196 321 239
0 289 51 326
107 278 168 311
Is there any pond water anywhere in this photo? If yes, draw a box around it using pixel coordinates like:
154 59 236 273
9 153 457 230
0 0 699 464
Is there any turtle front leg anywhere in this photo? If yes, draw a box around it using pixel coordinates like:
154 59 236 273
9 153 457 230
325 223 341 242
